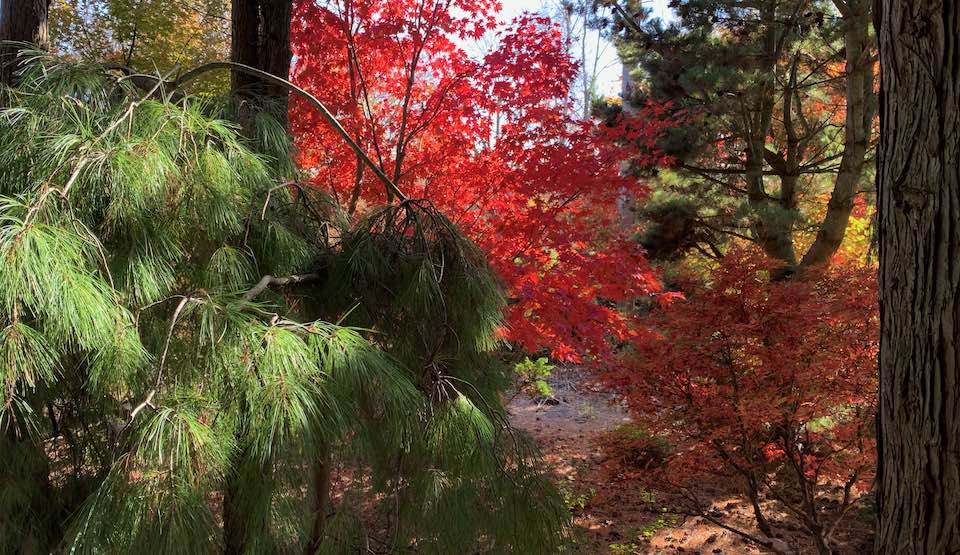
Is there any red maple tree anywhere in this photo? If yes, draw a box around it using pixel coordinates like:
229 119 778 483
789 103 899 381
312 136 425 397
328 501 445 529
290 0 675 363
602 248 878 553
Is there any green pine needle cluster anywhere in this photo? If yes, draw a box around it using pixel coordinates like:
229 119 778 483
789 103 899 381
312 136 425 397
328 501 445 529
0 53 566 554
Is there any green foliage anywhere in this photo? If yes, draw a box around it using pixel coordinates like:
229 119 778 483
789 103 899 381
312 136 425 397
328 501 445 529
609 0 874 266
637 514 678 538
313 200 568 553
515 356 556 398
50 0 230 95
0 54 566 554
558 480 595 512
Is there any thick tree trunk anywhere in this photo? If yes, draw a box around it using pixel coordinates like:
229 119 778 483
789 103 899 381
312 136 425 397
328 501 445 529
229 0 292 129
0 0 50 86
800 0 875 268
876 0 960 552
230 0 260 92
259 0 291 126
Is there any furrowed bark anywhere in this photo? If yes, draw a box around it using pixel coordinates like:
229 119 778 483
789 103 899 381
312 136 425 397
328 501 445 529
876 0 960 551
229 0 292 130
0 0 50 86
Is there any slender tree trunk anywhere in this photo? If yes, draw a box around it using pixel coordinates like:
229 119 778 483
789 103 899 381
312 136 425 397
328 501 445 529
306 448 332 554
876 0 960 552
746 4 798 267
0 0 50 86
800 0 875 268
745 475 774 539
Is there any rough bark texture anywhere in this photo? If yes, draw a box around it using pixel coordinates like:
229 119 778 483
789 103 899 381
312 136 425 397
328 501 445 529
876 0 960 552
0 0 50 86
229 0 292 128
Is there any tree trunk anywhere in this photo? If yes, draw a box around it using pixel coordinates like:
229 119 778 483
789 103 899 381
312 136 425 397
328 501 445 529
876 0 960 552
746 4 798 268
230 0 260 92
229 0 292 130
800 0 875 268
305 449 332 554
222 478 245 555
259 0 292 127
0 0 50 86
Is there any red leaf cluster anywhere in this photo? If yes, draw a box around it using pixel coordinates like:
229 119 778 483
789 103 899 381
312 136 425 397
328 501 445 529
290 0 676 363
604 248 878 508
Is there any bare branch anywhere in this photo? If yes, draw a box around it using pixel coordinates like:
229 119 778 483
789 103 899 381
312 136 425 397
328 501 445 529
244 273 321 302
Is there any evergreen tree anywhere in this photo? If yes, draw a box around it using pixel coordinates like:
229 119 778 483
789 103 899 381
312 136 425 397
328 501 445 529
0 52 565 554
603 0 875 271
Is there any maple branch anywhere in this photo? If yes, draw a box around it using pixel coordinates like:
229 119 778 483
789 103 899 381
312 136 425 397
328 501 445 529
390 0 451 192
344 7 388 172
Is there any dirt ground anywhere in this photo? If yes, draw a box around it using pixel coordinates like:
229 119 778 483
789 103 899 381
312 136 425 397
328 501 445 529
507 366 874 555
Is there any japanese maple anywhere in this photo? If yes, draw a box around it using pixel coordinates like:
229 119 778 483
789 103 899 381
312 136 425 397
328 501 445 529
603 249 878 553
290 0 675 363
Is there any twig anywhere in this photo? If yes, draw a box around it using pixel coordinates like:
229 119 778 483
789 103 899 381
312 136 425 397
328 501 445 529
126 295 190 425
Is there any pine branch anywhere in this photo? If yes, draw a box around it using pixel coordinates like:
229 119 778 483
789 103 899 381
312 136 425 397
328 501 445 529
127 295 191 425
176 62 407 202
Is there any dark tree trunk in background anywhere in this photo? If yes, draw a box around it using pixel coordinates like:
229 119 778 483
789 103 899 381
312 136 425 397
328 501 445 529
222 3 293 551
876 0 960 552
230 0 292 129
0 0 50 86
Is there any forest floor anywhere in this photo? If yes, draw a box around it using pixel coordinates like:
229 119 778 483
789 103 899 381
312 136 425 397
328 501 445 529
506 366 875 555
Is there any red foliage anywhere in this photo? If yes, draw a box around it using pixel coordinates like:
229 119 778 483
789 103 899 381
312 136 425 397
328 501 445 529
603 249 877 541
290 0 675 363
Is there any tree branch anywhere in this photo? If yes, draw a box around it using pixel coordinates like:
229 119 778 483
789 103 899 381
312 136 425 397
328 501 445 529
244 273 321 301
128 61 409 202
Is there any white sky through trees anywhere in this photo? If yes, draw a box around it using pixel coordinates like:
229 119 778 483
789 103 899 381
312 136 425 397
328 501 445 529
496 0 675 99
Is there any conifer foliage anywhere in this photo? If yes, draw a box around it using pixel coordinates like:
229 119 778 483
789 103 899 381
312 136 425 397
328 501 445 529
0 53 565 554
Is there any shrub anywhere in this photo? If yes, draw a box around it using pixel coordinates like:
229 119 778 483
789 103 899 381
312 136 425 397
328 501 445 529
603 249 878 554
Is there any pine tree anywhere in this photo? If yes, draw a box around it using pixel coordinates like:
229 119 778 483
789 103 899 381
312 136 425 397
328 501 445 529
0 52 566 554
605 0 876 271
